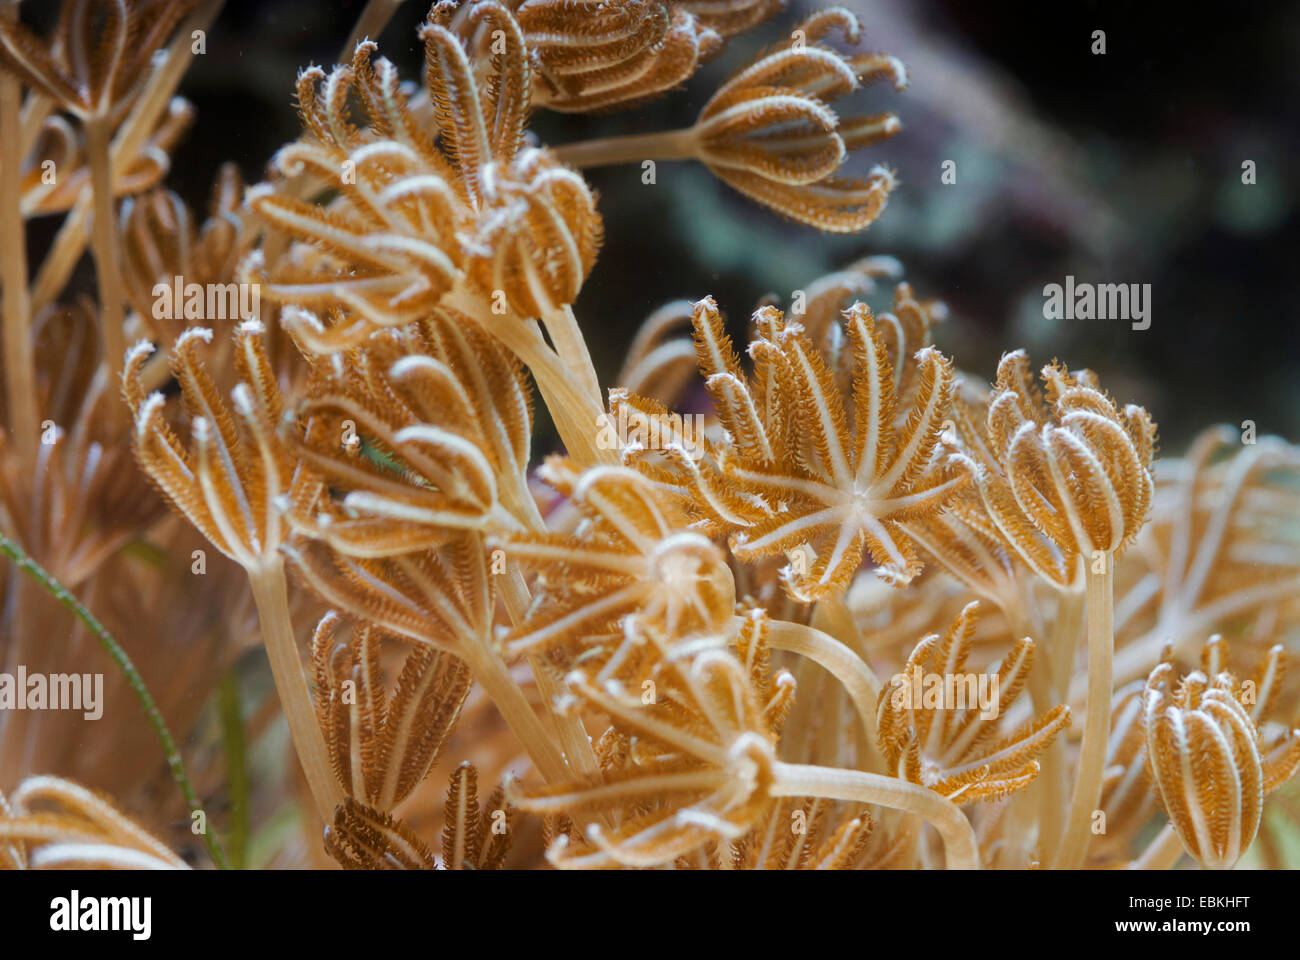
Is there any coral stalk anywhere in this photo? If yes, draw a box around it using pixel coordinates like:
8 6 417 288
445 286 614 466
458 641 570 785
552 129 699 169
1054 554 1114 868
542 304 603 408
0 54 34 460
770 761 980 869
246 562 342 824
766 618 884 769
84 114 128 385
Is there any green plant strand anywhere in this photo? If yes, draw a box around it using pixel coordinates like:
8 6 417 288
0 534 229 869
216 670 248 870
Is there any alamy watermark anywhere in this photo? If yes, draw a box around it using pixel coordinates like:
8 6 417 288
50 891 150 940
0 666 103 720
1043 275 1151 330
152 275 260 323
595 406 706 459
887 666 1001 720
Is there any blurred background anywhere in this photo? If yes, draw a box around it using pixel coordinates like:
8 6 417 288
159 0 1300 453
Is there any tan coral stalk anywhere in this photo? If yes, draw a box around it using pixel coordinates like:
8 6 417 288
768 762 979 869
247 560 341 822
765 618 882 759
85 114 127 384
0 30 34 459
1058 550 1113 866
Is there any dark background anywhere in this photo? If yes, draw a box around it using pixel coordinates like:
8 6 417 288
128 0 1300 451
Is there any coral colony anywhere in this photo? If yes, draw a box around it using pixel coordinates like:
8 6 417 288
0 0 1298 872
